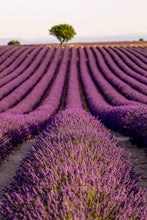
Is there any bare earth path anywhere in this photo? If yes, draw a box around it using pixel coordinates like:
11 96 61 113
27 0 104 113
0 137 37 219
0 137 37 202
0 131 146 219
111 131 147 190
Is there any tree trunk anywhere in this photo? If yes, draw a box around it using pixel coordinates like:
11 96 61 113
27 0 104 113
60 40 65 47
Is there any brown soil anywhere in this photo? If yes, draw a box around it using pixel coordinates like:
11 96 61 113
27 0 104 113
0 137 36 201
111 131 147 190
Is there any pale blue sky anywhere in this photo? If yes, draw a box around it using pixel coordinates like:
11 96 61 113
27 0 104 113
0 0 147 41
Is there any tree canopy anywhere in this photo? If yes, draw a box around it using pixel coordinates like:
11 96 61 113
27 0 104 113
49 24 76 46
139 38 144 41
8 40 20 45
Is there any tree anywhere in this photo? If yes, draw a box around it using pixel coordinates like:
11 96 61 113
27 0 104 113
139 38 144 41
8 40 20 45
49 24 76 47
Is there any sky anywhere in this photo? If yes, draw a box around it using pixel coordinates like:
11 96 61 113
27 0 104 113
0 0 147 42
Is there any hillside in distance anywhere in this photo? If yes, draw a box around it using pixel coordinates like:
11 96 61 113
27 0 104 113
0 33 147 45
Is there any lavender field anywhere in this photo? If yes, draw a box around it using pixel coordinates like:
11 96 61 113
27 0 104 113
0 44 147 219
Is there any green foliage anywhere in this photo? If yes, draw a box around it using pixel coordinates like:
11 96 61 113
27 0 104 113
8 40 20 45
49 24 76 46
139 38 144 41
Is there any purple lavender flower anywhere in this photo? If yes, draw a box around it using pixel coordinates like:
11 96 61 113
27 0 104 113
0 109 146 219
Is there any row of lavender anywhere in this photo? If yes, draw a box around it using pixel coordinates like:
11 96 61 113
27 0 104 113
132 46 147 57
0 45 147 105
84 47 146 105
0 45 146 112
0 46 147 164
0 45 146 218
79 47 147 145
0 109 146 219
0 47 69 162
0 47 42 85
0 46 57 112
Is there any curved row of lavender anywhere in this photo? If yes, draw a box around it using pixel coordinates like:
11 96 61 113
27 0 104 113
0 46 36 83
84 46 145 105
0 109 146 219
0 46 29 73
0 46 21 66
119 47 147 70
132 46 147 57
125 46 147 64
97 47 147 94
78 47 147 145
0 47 48 102
0 45 146 218
5 47 55 113
0 47 69 162
111 47 147 77
0 47 10 56
103 47 147 85
0 45 146 164
2 46 58 113
90 47 147 103
0 48 57 112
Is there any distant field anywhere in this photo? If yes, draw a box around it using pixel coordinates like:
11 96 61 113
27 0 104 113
36 40 147 47
0 43 146 218
2 40 146 47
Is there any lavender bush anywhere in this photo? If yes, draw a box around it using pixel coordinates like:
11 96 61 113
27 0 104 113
103 105 147 146
0 109 146 219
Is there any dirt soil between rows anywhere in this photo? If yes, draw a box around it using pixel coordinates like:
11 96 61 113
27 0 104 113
111 131 147 189
0 131 146 219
